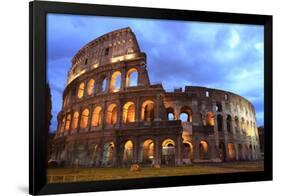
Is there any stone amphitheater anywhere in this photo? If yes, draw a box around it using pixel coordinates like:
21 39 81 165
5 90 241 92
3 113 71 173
51 27 261 167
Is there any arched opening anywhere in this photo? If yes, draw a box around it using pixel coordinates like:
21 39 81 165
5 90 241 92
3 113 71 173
180 106 192 122
87 79 95 95
106 104 118 125
215 102 222 112
217 114 223 132
228 143 236 161
206 112 215 126
123 140 133 164
71 111 79 130
166 107 175 121
238 144 243 160
183 141 193 160
60 116 66 133
199 140 209 160
244 144 249 160
77 82 85 98
161 139 176 165
219 142 226 162
141 139 154 164
123 102 135 123
249 144 253 160
110 71 121 92
227 115 232 132
234 116 239 133
102 142 114 167
65 114 71 131
92 106 102 127
100 76 107 93
141 100 154 122
80 109 89 128
92 144 98 166
126 68 138 87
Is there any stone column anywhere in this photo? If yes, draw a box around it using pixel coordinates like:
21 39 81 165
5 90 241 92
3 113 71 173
118 100 123 128
213 102 219 147
87 105 93 132
102 101 107 129
76 107 83 133
133 137 139 164
234 143 239 161
120 67 126 91
176 136 182 165
154 137 160 165
155 94 161 121
135 97 141 123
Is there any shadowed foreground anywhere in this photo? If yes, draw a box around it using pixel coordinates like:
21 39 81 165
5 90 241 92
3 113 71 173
47 161 263 184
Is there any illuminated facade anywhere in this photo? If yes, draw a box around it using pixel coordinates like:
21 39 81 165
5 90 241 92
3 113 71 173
52 27 261 167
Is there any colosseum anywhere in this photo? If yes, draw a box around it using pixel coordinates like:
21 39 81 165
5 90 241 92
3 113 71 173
52 27 261 167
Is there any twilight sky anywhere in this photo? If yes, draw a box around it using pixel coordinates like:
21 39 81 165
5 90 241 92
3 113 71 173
47 14 264 132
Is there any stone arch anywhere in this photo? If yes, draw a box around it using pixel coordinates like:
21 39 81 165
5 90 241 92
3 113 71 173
215 102 222 112
60 116 66 133
80 108 89 128
227 115 232 132
141 100 154 122
234 116 239 133
77 82 85 98
228 143 236 161
87 79 95 95
161 138 176 165
65 114 71 131
126 68 138 87
217 114 223 132
206 112 215 126
123 101 135 123
123 140 134 164
110 71 121 92
106 104 118 125
92 106 102 127
100 75 107 93
219 142 226 162
199 140 209 160
140 139 154 164
238 144 243 160
166 107 175 121
91 144 99 166
180 106 192 122
183 141 193 160
71 111 79 130
101 142 115 167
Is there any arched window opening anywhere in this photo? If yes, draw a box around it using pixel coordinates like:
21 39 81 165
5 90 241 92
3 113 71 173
71 112 79 130
141 100 154 122
87 79 95 95
80 109 89 129
92 106 102 127
215 102 222 112
65 114 71 131
217 114 223 132
106 104 118 125
235 116 239 133
77 82 85 98
123 102 135 123
162 139 176 165
166 107 175 121
123 140 133 164
206 112 215 126
183 141 193 160
180 106 192 122
110 71 121 92
102 142 114 166
126 68 138 87
228 143 236 161
199 140 208 160
219 142 226 162
227 115 232 132
141 139 154 164
100 76 107 93
60 116 66 133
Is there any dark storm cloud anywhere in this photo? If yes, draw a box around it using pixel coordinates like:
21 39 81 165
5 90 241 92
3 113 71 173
47 14 264 131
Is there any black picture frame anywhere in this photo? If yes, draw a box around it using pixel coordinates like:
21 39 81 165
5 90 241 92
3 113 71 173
29 1 273 195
